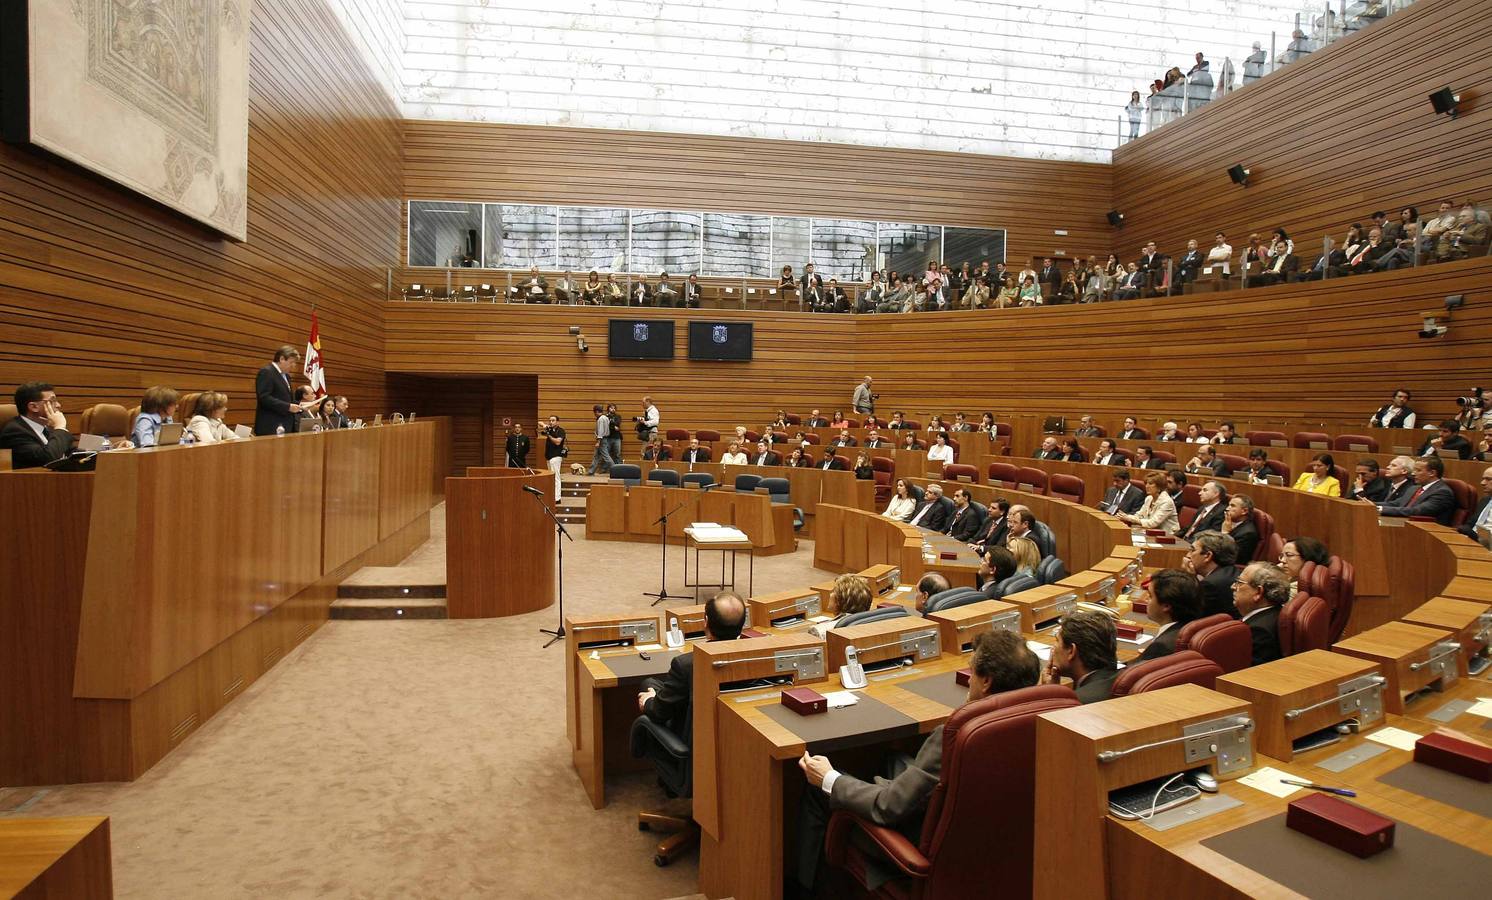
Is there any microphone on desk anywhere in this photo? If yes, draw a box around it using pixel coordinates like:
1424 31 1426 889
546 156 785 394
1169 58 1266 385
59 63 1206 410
522 485 544 497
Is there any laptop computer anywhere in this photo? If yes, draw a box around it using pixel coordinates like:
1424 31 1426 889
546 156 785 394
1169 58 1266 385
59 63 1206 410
156 422 184 446
372 414 383 426
296 417 321 433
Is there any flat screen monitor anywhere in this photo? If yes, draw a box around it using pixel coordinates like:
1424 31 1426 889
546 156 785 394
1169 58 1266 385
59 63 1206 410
688 321 754 361
608 319 675 360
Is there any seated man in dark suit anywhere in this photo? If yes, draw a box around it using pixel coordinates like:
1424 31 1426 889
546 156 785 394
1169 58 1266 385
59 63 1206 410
1231 562 1289 666
1180 480 1227 540
1345 458 1391 502
816 449 847 471
1417 420 1472 460
1045 608 1120 703
1220 494 1260 563
1033 436 1063 459
751 440 780 467
795 630 1041 897
1136 569 1204 661
1092 439 1125 467
969 498 1010 556
1458 466 1492 547
1184 444 1228 477
641 437 672 461
681 437 712 464
1099 470 1144 516
828 428 858 450
1134 445 1165 469
805 409 829 428
905 482 952 532
1185 530 1241 618
1373 456 1456 526
945 488 985 542
635 590 745 727
1117 417 1148 440
0 382 75 469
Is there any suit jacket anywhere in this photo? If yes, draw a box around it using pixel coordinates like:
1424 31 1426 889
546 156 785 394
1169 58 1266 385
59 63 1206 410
864 438 889 448
1137 457 1166 469
1379 479 1456 525
1182 502 1226 539
254 362 298 436
908 497 953 532
819 456 847 471
1177 250 1205 279
805 417 829 427
504 434 531 467
643 445 673 461
682 282 702 307
1226 519 1260 563
683 448 712 463
752 450 781 466
1074 667 1120 704
946 504 984 542
1347 476 1391 502
1033 448 1063 460
1382 478 1413 506
1092 452 1123 466
831 723 942 829
1418 435 1472 459
642 651 694 731
1038 265 1061 287
830 436 859 448
973 515 1008 552
1101 484 1144 516
1245 606 1283 666
1137 623 1181 661
1459 495 1492 540
1118 428 1149 440
1199 565 1241 618
0 416 73 469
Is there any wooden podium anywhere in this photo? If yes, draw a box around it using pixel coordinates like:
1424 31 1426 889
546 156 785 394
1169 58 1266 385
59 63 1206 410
445 468 557 618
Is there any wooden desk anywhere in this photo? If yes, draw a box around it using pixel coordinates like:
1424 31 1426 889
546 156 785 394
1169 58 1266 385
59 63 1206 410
699 652 968 900
445 468 556 618
0 423 438 786
586 482 795 556
0 816 111 899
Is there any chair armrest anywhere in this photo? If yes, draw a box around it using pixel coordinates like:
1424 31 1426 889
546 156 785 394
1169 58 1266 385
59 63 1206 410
824 810 932 877
629 715 690 760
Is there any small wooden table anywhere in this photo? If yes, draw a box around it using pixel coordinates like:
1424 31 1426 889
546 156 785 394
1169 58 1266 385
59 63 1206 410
684 525 756 599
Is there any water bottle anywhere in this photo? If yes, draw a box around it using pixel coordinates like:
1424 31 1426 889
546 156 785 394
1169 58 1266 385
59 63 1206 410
276 425 285 436
100 437 111 452
180 429 194 446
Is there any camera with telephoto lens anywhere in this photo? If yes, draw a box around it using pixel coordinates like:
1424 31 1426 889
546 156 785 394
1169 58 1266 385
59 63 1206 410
1456 388 1485 408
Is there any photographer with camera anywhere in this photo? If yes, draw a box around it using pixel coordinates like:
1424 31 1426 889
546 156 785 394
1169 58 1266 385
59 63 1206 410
542 415 568 498
851 375 878 417
1417 419 1473 460
633 396 659 443
605 402 624 464
1454 388 1491 432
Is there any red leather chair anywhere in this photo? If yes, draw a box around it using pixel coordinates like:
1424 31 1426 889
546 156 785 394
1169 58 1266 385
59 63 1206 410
1175 614 1233 648
942 463 979 484
1218 454 1248 475
771 431 790 445
824 685 1080 900
901 420 921 431
1151 449 1177 465
871 456 896 476
872 457 895 506
842 419 860 428
833 454 853 470
1178 618 1254 673
743 430 761 443
1446 479 1475 527
1247 430 1288 447
987 462 1019 488
1251 508 1277 562
1264 459 1292 483
1263 531 1285 565
1048 474 1084 504
1333 434 1378 452
1014 467 1048 495
946 437 960 462
1279 594 1330 654
784 414 802 425
1177 483 1201 529
665 428 690 441
695 429 722 442
994 423 1012 439
1292 431 1330 450
1110 651 1223 696
1300 557 1355 643
804 433 822 444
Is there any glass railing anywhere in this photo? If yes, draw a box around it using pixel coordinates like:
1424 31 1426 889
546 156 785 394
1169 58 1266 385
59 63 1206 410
1117 0 1418 147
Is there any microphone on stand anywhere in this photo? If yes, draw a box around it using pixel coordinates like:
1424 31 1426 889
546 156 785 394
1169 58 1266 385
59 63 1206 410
522 485 544 497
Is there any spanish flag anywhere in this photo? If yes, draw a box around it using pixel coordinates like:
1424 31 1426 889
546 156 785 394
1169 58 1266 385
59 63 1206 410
305 313 327 398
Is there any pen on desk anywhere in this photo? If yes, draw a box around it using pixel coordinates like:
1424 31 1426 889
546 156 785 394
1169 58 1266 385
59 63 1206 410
1280 778 1356 797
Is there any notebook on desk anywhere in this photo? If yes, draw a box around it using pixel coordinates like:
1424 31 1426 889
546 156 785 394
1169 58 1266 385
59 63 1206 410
234 424 253 439
77 433 106 452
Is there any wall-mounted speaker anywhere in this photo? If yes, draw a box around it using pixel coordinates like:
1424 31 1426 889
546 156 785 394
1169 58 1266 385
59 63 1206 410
1227 164 1250 187
1106 210 1124 227
1429 87 1459 118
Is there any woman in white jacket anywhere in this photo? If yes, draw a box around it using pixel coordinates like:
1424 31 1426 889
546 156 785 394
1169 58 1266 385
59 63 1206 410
185 392 243 445
882 479 917 520
1117 471 1179 534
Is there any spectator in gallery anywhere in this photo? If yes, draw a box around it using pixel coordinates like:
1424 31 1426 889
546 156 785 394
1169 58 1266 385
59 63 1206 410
553 270 578 303
1125 90 1143 139
778 264 796 299
682 273 702 308
1017 273 1042 306
520 266 547 302
581 271 603 304
602 273 623 304
1205 232 1233 275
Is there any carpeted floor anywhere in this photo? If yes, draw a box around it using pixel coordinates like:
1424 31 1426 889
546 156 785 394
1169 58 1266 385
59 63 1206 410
2 511 822 899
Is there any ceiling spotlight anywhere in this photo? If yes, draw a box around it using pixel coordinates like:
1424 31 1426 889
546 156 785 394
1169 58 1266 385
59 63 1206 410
1429 87 1460 119
1228 164 1251 187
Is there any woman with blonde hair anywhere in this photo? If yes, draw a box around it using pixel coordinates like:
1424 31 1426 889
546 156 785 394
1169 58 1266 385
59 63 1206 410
810 573 873 637
185 391 242 444
1007 536 1041 577
720 441 748 465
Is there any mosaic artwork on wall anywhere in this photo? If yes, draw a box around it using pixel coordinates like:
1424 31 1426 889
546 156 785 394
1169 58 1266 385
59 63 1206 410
1 1 250 240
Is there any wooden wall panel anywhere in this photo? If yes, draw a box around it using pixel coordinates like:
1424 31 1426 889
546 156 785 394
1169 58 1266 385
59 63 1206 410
400 121 1113 274
387 375 494 476
0 0 401 427
386 258 1492 432
1111 0 1492 258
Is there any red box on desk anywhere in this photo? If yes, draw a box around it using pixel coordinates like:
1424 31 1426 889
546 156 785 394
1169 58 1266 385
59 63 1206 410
1285 793 1395 858
782 687 827 715
955 668 972 687
1415 732 1492 782
939 551 958 560
1115 623 1142 641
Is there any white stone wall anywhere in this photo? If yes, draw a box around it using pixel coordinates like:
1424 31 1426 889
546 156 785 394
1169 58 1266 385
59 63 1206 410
400 0 1320 162
326 0 407 107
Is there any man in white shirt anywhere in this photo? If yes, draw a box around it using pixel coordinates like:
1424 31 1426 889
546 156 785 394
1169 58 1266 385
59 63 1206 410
1205 231 1233 275
1093 439 1123 467
793 630 1040 896
639 396 660 442
1368 389 1416 429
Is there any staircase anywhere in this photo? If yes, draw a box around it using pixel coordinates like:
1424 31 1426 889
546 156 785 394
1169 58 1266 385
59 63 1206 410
558 473 608 526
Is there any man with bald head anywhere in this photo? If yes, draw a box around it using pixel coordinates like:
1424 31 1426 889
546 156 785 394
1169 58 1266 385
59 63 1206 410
636 591 745 722
1459 466 1492 548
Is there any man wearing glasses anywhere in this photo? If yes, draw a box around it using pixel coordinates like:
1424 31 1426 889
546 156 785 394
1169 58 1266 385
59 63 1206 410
2 382 77 468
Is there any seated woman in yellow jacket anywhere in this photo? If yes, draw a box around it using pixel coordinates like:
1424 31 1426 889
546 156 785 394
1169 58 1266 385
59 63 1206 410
1291 453 1342 496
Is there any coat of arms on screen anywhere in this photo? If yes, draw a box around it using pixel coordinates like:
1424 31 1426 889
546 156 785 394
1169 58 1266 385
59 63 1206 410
633 323 649 341
712 325 728 343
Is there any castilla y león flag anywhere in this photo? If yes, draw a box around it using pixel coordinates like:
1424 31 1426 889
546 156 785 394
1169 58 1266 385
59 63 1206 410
305 313 327 397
